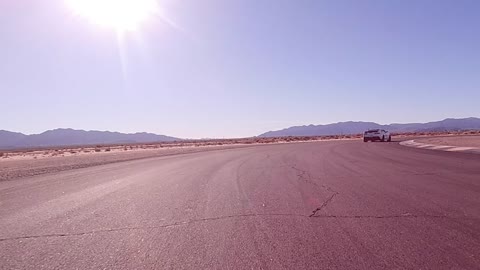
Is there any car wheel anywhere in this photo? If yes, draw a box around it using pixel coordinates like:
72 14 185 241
387 136 392 142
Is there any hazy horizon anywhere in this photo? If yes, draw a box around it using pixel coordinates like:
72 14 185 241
2 0 479 138
2 116 479 139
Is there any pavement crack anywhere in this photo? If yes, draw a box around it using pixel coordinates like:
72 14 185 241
309 192 339 217
289 164 340 217
290 165 323 189
311 214 452 219
0 223 183 243
0 213 305 243
1 213 474 242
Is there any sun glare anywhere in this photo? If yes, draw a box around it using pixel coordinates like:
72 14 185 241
67 0 159 31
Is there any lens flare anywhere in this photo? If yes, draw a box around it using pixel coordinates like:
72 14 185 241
66 0 159 31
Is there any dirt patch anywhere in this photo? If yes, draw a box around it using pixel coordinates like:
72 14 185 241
0 145 250 181
415 135 480 148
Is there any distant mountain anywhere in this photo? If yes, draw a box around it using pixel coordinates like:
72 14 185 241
0 128 180 149
258 117 480 137
0 130 28 148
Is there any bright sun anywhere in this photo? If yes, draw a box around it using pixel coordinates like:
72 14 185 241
66 0 159 31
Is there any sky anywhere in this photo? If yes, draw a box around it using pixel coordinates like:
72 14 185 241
1 0 479 138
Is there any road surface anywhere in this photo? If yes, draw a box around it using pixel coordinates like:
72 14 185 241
1 140 479 269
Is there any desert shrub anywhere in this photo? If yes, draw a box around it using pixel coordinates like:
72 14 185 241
105 148 111 152
0 152 3 157
94 148 101 152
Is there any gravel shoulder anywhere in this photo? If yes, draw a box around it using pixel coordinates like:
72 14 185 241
415 135 480 148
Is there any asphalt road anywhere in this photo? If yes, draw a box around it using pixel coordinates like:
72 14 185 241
1 140 479 269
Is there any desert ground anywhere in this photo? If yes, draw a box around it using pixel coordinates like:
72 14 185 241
415 134 480 147
0 135 360 181
1 131 479 182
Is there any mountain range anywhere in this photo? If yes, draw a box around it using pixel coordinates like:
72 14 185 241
0 129 179 149
258 117 480 137
1 117 479 149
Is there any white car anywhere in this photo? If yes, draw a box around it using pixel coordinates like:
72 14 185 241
363 129 391 142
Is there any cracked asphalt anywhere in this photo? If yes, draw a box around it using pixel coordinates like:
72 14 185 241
1 140 479 269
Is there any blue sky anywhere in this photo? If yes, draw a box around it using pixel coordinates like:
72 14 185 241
1 0 479 138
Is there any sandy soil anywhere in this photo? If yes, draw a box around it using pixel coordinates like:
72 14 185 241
1 131 477 181
415 135 480 148
0 144 254 181
0 135 366 181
